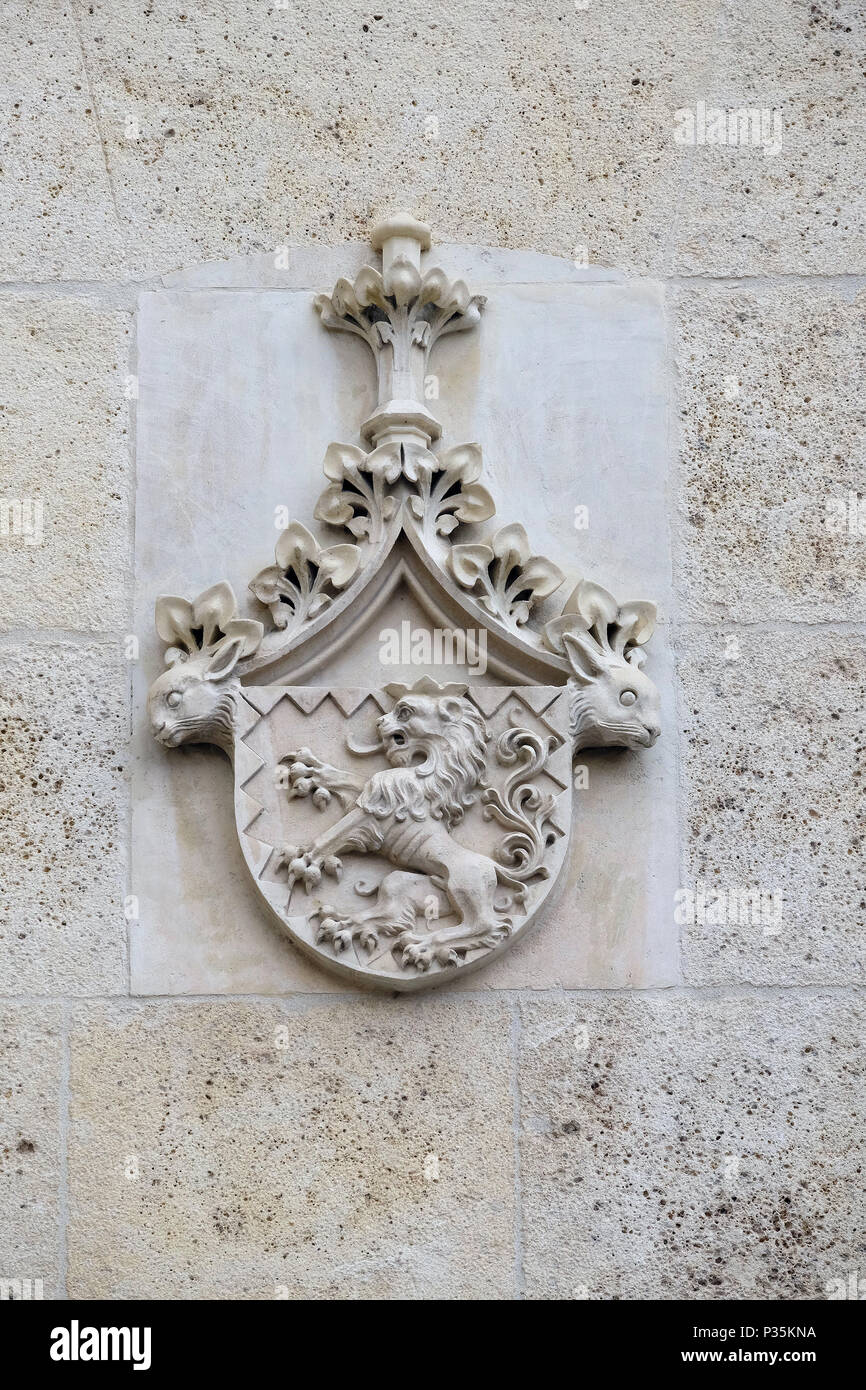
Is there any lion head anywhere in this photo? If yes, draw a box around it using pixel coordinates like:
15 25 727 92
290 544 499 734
360 694 490 827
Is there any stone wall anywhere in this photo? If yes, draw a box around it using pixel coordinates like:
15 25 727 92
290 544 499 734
0 1 863 1300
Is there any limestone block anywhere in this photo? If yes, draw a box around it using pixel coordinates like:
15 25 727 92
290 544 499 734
0 1004 62 1300
518 992 865 1299
0 297 132 631
673 283 866 622
0 3 127 279
67 998 514 1299
673 3 865 274
66 0 711 276
0 642 128 994
678 629 865 986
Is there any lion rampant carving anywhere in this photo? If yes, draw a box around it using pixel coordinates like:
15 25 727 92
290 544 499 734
276 688 543 971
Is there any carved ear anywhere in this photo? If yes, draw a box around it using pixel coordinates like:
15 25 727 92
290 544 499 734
204 635 246 682
625 645 648 670
562 631 609 683
439 696 466 722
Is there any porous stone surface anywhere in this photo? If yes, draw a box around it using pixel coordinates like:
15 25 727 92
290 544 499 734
0 642 128 994
28 1 860 279
0 1004 62 1298
0 4 128 280
674 283 866 623
67 998 514 1299
518 992 865 1300
677 628 865 986
0 296 132 632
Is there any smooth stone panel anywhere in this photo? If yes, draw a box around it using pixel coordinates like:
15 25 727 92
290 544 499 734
677 628 865 986
67 998 514 1300
519 992 865 1299
0 1003 62 1299
132 253 677 993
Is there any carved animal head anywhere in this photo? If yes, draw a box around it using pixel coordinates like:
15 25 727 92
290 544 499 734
373 690 490 826
544 580 661 753
148 583 263 752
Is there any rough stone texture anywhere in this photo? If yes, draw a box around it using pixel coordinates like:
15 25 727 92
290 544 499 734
0 642 128 995
673 2 865 275
674 283 866 623
21 1 857 279
518 992 865 1300
0 1004 62 1298
67 998 514 1299
0 4 128 280
678 629 865 986
0 296 132 632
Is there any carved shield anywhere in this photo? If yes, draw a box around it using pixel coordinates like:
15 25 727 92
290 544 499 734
234 685 572 990
146 215 662 992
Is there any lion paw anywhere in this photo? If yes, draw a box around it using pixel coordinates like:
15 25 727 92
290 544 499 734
401 941 434 971
314 909 379 955
282 849 342 892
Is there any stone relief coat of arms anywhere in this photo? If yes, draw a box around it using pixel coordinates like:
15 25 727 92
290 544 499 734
147 216 662 990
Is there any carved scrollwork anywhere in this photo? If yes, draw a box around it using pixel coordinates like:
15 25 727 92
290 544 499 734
481 726 558 884
448 522 565 631
249 520 361 632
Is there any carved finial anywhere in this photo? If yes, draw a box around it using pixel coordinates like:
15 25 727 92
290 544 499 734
314 213 485 450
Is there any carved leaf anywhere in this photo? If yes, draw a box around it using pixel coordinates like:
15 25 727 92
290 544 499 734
440 442 483 483
364 442 402 483
449 543 494 588
402 443 439 485
491 523 531 571
317 543 362 588
517 555 565 600
274 521 319 572
564 579 618 632
453 482 496 524
314 484 355 528
615 600 657 648
222 618 266 656
155 595 195 650
192 581 237 649
353 266 389 310
248 564 283 606
383 257 421 306
542 613 589 654
322 442 366 483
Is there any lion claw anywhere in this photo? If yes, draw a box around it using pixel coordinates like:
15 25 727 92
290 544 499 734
283 849 342 892
401 941 433 971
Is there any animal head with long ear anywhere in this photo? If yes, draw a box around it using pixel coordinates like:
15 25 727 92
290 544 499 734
148 582 263 753
543 580 661 753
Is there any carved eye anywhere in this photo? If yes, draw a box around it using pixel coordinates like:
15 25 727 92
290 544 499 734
396 705 410 723
167 691 183 709
619 689 637 707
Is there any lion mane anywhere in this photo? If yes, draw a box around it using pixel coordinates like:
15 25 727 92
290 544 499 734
357 695 490 828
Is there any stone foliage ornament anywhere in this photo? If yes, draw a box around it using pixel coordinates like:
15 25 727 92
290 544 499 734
147 215 662 990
